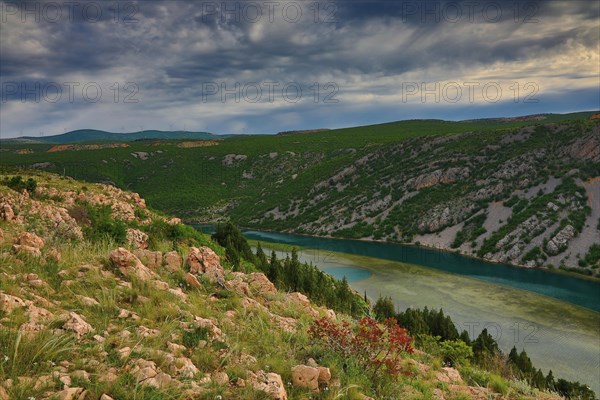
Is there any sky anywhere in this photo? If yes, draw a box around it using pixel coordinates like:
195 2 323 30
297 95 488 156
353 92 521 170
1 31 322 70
0 0 599 137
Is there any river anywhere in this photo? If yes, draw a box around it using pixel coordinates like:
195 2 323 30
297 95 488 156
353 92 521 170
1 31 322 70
239 229 600 392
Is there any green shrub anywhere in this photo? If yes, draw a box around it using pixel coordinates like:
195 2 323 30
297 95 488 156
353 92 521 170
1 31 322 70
69 202 127 244
2 175 37 193
440 340 474 367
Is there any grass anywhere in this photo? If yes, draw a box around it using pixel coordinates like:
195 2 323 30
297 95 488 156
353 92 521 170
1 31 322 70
0 329 76 378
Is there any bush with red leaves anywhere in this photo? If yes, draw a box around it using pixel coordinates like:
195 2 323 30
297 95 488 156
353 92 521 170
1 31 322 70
308 317 414 379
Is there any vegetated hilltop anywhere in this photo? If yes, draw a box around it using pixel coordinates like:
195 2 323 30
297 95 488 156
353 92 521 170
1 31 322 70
1 129 230 144
1 172 589 400
1 112 599 276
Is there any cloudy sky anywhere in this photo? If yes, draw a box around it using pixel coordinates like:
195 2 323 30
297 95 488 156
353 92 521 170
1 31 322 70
0 0 598 137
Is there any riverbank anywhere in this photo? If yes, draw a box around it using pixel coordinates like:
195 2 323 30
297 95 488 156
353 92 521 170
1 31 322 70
195 223 599 282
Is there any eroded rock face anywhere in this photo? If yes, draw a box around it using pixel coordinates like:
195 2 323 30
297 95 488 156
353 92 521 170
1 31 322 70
409 167 470 190
109 247 155 280
565 134 600 162
185 247 224 282
247 370 288 400
546 224 576 255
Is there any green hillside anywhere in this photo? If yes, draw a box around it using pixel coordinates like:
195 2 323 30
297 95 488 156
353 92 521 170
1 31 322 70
2 129 228 144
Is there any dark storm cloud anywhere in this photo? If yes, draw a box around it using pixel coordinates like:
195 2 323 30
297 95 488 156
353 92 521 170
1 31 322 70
0 0 598 137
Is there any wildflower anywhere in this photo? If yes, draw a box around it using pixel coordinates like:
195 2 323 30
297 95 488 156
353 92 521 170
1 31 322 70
2 355 8 362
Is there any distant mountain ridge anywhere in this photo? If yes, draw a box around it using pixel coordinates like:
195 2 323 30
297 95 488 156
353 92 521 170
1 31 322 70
5 129 231 144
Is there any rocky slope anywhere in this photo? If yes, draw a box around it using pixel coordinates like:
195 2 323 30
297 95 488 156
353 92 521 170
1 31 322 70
0 172 566 400
240 121 600 275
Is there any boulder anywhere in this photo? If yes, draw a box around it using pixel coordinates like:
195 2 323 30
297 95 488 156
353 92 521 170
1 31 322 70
134 249 163 270
137 326 160 337
0 386 8 400
318 367 331 383
193 316 223 340
75 295 100 307
153 280 170 290
167 341 186 355
14 231 44 248
435 367 463 384
324 309 336 320
248 370 287 400
291 365 320 391
54 387 88 400
12 244 41 257
129 359 172 388
171 356 199 378
287 292 318 317
163 251 182 271
185 247 224 282
248 273 277 295
62 312 94 339
0 292 30 313
226 277 250 295
212 371 229 385
109 247 155 281
0 203 14 221
185 273 202 288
